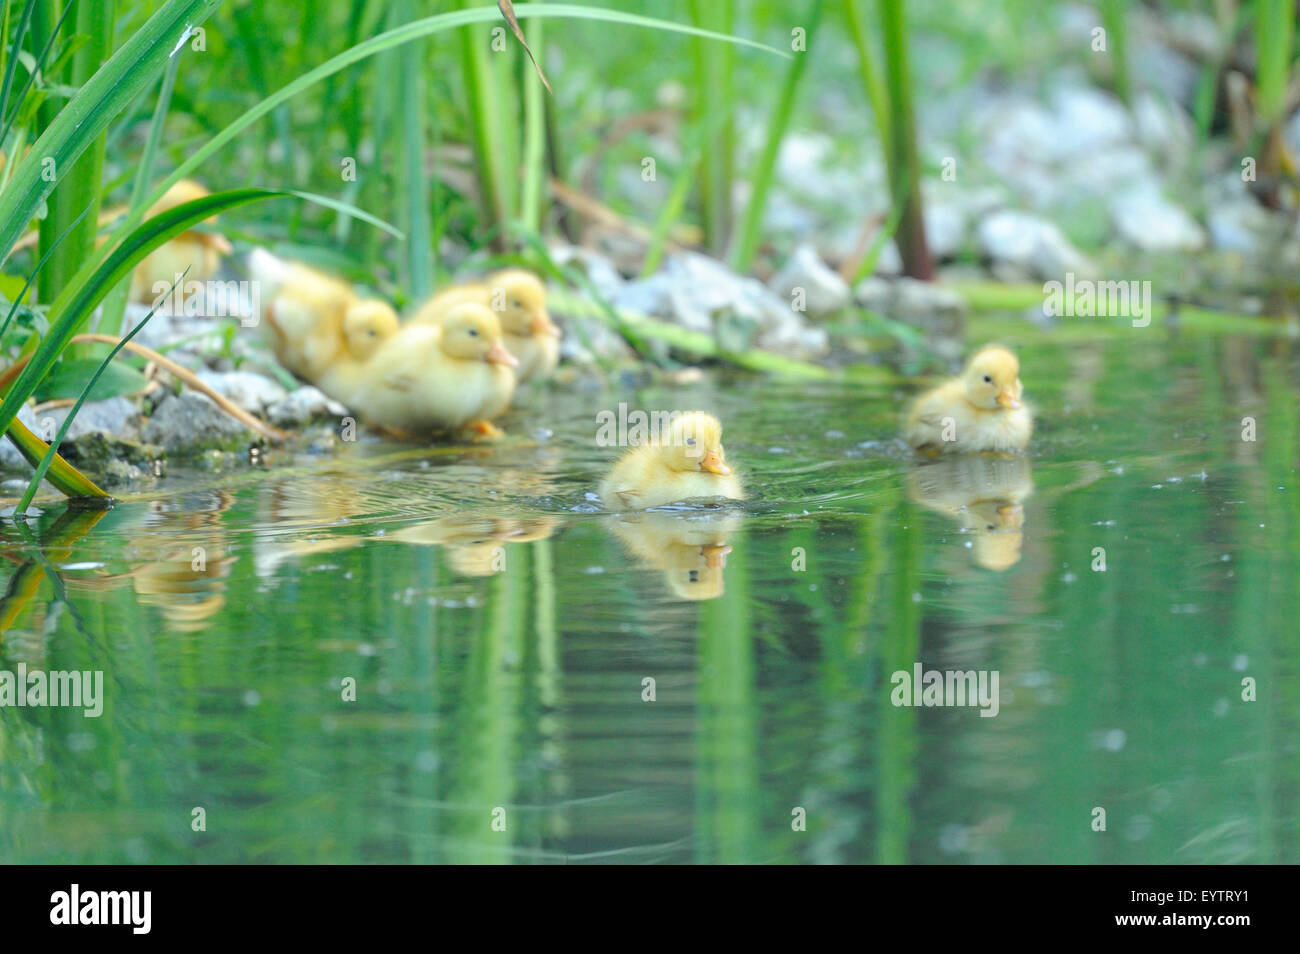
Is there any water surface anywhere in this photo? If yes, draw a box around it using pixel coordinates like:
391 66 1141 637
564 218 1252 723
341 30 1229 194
1 331 1296 863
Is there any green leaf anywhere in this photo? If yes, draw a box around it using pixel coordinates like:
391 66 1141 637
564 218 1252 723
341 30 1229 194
33 357 147 403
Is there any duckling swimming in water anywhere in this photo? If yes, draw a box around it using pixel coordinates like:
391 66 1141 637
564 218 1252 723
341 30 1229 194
599 411 744 511
904 345 1033 454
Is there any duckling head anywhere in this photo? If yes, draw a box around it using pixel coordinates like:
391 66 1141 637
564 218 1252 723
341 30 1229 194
439 303 520 368
657 411 732 476
963 345 1023 410
489 269 560 340
342 299 399 361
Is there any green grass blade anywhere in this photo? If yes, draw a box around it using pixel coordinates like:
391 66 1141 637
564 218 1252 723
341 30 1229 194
731 0 823 272
37 0 117 306
97 51 182 337
398 0 432 297
879 0 931 279
0 0 34 131
519 10 546 233
3 416 109 501
0 0 223 263
688 0 737 257
0 0 74 148
0 198 95 345
844 0 891 160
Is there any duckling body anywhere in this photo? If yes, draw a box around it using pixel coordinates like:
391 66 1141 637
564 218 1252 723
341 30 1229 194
409 269 560 382
599 412 744 511
249 250 359 382
344 303 518 434
904 345 1033 453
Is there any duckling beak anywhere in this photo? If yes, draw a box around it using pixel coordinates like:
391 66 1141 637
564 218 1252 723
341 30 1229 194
532 311 562 338
485 341 519 367
700 450 731 476
996 390 1021 410
996 503 1024 527
701 543 732 569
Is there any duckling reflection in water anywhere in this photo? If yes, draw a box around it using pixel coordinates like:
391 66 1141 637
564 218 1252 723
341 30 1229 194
606 511 740 601
908 455 1034 571
64 495 237 632
380 514 558 577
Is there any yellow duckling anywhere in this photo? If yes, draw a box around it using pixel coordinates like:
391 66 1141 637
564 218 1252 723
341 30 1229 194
599 411 744 511
346 302 518 438
128 179 234 304
249 249 360 382
607 511 739 600
314 299 401 403
904 345 1033 454
409 269 561 382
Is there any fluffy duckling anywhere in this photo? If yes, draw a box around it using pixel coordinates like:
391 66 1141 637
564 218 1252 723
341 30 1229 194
599 411 744 511
908 455 1034 571
129 180 234 304
904 345 1033 454
345 302 518 437
314 299 401 403
250 249 353 380
409 269 560 382
607 511 739 601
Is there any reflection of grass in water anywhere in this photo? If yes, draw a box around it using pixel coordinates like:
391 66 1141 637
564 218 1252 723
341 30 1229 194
696 540 759 863
877 498 920 864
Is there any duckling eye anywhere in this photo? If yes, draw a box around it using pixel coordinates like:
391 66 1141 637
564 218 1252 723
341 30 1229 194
983 374 993 384
986 524 995 531
467 327 479 337
685 437 697 446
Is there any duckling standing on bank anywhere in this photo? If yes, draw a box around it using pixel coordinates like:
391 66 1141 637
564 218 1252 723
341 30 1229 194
344 302 518 438
599 411 744 511
248 250 399 385
409 269 561 382
904 345 1033 454
314 299 401 400
249 249 358 381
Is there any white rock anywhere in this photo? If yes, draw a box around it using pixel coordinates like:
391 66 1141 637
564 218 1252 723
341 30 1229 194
42 396 142 442
267 386 349 428
767 244 851 317
196 370 289 414
1110 188 1206 251
977 210 1097 279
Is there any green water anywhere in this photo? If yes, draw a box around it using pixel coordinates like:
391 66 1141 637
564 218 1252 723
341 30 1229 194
1 331 1297 864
